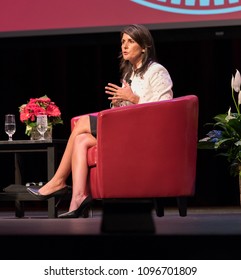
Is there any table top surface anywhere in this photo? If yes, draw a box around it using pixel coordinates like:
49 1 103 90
0 139 67 151
0 139 67 145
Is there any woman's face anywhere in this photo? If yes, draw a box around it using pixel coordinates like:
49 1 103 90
121 33 144 69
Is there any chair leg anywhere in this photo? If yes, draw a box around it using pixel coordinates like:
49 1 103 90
153 198 165 217
176 197 187 217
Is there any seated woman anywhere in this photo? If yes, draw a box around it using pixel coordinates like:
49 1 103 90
27 24 173 218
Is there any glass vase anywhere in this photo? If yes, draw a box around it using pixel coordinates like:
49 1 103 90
30 125 52 140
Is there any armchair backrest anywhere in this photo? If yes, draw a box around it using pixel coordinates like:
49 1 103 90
94 95 199 198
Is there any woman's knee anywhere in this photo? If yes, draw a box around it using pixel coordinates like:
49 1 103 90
73 115 90 134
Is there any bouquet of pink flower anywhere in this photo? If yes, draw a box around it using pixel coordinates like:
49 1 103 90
19 95 63 136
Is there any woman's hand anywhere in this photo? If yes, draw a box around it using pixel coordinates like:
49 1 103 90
105 80 139 104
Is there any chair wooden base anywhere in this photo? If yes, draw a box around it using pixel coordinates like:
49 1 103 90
101 199 155 233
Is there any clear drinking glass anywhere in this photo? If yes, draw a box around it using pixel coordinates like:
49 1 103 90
5 114 16 141
36 115 48 140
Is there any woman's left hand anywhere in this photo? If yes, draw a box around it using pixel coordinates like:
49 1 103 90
105 80 139 104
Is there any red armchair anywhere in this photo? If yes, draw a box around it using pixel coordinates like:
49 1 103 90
71 95 199 232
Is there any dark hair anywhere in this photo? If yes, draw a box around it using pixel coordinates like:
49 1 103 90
119 24 157 82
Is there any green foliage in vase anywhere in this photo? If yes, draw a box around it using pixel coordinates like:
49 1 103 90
198 69 241 177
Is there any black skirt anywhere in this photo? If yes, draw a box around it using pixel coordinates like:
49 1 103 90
89 115 97 137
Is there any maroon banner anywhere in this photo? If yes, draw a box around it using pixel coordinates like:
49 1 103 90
0 0 241 36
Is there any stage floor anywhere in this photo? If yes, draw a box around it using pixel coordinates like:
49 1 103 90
0 206 241 235
0 206 241 259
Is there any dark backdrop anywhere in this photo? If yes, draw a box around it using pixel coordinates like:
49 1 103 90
1 25 241 207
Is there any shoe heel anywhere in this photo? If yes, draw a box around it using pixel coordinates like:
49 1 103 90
89 207 93 218
81 206 91 218
55 191 69 208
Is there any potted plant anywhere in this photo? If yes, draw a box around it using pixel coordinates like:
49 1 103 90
198 69 241 203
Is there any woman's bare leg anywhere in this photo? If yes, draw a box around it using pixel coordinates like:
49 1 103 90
68 133 97 212
38 115 92 196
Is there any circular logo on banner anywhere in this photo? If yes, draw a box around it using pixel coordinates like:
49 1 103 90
131 0 241 15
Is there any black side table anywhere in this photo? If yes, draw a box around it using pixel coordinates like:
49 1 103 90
0 139 67 218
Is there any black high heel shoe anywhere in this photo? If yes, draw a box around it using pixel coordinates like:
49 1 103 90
58 196 93 218
27 186 68 200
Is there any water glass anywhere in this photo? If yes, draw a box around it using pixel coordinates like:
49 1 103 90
5 114 16 141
